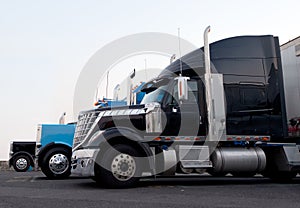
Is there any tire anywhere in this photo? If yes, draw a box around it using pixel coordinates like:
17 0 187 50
94 144 141 188
41 147 71 179
13 154 31 172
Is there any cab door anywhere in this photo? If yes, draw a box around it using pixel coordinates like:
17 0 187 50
162 79 206 136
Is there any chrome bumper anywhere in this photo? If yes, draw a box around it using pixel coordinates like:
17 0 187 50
71 148 99 177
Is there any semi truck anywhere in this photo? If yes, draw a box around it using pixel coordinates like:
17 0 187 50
9 141 36 172
8 123 76 176
71 28 300 188
35 123 76 178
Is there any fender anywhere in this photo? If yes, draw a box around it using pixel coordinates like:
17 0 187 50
88 127 152 156
85 127 154 172
37 142 72 167
9 151 35 167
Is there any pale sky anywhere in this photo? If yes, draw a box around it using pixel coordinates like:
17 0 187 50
1 0 299 160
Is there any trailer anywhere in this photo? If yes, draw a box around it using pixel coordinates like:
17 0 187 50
281 36 300 136
71 28 300 188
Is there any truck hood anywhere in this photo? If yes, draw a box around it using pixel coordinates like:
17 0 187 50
79 104 146 116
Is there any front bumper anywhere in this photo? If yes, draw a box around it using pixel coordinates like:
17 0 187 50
71 148 100 177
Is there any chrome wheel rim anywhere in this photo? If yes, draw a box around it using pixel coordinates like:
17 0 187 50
16 158 28 170
49 153 69 174
111 153 136 181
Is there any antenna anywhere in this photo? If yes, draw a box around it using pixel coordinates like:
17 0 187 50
144 58 148 80
105 70 109 98
178 28 183 75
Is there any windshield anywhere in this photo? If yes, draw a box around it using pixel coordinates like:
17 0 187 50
141 84 168 104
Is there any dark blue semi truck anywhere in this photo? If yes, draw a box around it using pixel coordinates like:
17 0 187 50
71 30 300 188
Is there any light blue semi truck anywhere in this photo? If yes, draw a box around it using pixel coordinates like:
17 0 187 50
9 123 76 178
35 123 76 179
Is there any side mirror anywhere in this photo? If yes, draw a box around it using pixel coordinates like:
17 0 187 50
175 76 190 101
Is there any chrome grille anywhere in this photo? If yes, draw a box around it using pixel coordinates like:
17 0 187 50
73 110 100 148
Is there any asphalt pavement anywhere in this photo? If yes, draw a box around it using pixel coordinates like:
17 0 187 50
0 171 300 208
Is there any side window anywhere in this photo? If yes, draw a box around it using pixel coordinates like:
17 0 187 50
240 85 267 108
186 80 198 103
165 84 179 106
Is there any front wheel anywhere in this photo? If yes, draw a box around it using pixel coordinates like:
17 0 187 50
94 144 141 188
41 147 71 179
13 155 31 172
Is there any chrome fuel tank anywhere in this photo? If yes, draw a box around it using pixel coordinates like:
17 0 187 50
211 147 266 173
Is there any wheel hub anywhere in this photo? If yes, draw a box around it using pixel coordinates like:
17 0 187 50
16 158 28 170
49 153 69 174
111 153 136 181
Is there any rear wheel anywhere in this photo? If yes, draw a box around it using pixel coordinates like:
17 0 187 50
13 155 31 172
41 147 71 179
94 144 141 188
